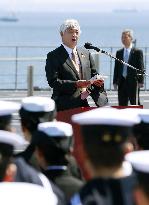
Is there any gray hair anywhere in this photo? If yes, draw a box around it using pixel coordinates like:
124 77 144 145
122 29 134 39
59 19 81 35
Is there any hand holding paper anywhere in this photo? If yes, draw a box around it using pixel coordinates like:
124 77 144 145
93 79 104 87
90 74 108 87
76 80 91 88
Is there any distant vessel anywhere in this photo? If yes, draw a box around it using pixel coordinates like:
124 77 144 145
113 8 138 13
0 13 18 22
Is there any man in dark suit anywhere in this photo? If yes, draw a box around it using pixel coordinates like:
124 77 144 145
45 19 105 111
113 29 144 106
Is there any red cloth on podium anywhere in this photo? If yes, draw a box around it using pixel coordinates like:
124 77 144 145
57 107 95 179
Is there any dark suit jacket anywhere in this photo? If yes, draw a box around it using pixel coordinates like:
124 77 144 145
113 47 144 87
45 45 99 111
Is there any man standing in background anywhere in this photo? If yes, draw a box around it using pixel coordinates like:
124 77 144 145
113 29 144 106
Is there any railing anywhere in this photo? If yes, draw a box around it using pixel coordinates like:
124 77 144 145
0 45 149 90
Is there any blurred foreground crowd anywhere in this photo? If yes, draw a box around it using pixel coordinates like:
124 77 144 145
0 96 149 205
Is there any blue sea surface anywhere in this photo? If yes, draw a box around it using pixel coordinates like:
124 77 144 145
1 11 149 46
0 11 149 89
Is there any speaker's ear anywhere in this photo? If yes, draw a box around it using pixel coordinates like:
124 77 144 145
60 31 63 37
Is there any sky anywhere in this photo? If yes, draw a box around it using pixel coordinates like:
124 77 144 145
0 0 149 12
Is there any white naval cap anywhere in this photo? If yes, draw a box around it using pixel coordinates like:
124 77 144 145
121 108 149 123
0 182 57 205
0 130 27 150
71 107 140 126
125 150 149 173
38 121 73 137
0 100 20 116
21 96 55 112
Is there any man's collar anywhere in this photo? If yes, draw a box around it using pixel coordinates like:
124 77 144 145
124 43 133 51
62 44 77 56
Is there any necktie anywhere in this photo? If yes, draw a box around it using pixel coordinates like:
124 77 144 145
71 50 86 93
123 49 129 78
71 50 77 64
71 50 81 77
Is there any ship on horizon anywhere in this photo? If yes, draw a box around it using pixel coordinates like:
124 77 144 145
0 12 18 22
113 8 138 13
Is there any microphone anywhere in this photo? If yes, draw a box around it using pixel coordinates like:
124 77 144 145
84 43 147 77
84 42 104 53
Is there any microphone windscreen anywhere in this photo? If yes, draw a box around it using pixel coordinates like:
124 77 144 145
84 42 92 49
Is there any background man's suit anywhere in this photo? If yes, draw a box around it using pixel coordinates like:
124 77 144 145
113 47 144 106
45 45 104 111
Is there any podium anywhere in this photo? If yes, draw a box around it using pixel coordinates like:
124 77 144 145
57 105 143 179
57 107 96 160
57 107 95 179
57 105 143 123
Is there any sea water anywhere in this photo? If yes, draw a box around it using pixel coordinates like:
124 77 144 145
0 11 149 89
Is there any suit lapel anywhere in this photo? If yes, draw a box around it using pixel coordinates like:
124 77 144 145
77 48 88 80
58 45 80 79
119 49 124 74
121 48 124 60
128 47 135 63
119 48 135 75
127 48 136 75
65 58 80 79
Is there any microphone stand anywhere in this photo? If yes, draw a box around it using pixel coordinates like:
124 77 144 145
84 42 147 77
